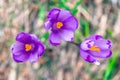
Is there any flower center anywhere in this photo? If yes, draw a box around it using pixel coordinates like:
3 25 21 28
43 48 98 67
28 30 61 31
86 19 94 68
56 22 63 29
89 46 100 53
25 44 32 52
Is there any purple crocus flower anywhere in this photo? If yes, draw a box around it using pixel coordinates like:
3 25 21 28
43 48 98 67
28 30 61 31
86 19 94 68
44 8 78 46
11 32 45 63
80 35 112 65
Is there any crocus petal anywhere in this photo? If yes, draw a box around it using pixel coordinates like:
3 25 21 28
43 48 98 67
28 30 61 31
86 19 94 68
63 16 78 31
30 34 45 55
80 40 94 50
59 29 74 41
58 10 72 21
44 18 52 30
37 44 45 56
16 32 31 43
95 39 112 50
30 34 39 40
11 41 25 56
13 52 30 62
47 8 60 19
49 32 61 46
29 44 44 62
87 35 103 41
80 48 100 64
89 49 112 58
30 34 42 44
29 53 39 63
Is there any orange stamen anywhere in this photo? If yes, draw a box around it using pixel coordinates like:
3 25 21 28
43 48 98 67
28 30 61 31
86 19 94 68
56 22 63 29
25 44 32 51
89 46 100 53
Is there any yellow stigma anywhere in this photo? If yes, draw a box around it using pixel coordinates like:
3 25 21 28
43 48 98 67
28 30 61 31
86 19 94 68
89 46 100 53
25 44 32 51
56 22 63 29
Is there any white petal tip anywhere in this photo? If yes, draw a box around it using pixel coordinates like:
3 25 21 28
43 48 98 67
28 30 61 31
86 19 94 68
94 61 100 65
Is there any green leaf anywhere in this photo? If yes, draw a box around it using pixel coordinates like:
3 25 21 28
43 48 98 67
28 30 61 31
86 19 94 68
74 27 83 43
58 0 70 10
105 29 114 41
40 32 49 43
38 4 46 20
71 9 78 16
103 51 119 80
80 19 90 37
71 0 83 15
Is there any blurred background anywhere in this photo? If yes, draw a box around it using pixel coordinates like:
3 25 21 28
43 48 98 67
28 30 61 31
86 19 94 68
0 0 120 80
